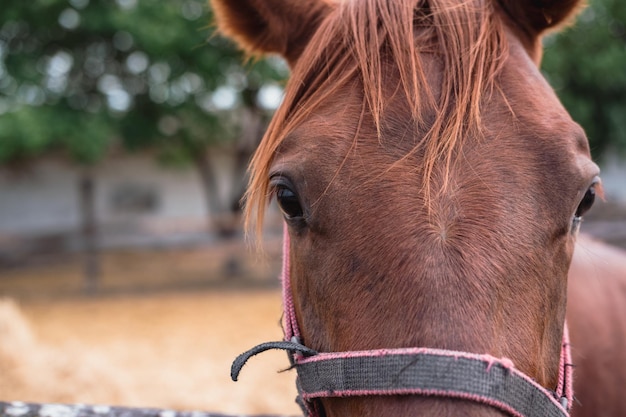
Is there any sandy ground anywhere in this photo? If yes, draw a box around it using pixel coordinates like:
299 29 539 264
0 290 300 415
0 238 301 416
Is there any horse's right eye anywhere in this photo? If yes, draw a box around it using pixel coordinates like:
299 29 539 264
276 186 304 219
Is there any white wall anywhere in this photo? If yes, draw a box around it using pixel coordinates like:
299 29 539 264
0 161 80 235
0 154 236 237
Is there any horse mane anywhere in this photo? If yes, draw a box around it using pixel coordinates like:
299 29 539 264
244 0 508 236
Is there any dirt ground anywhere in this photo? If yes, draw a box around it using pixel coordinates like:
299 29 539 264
0 241 300 416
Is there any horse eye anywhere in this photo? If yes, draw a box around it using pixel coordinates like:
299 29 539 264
575 185 596 219
276 186 304 219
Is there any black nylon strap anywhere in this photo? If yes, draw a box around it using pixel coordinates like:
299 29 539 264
296 352 568 417
231 340 317 382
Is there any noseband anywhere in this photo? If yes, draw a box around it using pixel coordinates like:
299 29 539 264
232 227 574 417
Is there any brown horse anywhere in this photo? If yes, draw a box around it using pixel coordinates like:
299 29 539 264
211 0 626 416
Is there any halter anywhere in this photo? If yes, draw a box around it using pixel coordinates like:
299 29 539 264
232 227 574 417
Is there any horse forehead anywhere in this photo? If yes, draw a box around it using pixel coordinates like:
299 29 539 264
275 93 366 158
274 30 589 180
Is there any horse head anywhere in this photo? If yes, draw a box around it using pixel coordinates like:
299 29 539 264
213 1 600 416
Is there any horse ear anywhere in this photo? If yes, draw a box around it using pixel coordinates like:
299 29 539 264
210 0 332 67
498 0 586 38
497 0 586 63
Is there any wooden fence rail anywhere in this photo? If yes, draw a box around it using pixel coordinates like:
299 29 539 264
0 402 292 417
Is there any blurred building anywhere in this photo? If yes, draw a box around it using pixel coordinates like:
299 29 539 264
0 152 252 265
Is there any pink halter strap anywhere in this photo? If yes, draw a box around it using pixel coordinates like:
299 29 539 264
282 226 300 342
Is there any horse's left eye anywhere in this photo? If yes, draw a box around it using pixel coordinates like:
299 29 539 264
575 185 596 219
276 186 304 219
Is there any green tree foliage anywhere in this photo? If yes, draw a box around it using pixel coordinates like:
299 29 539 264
0 0 286 166
542 0 626 159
